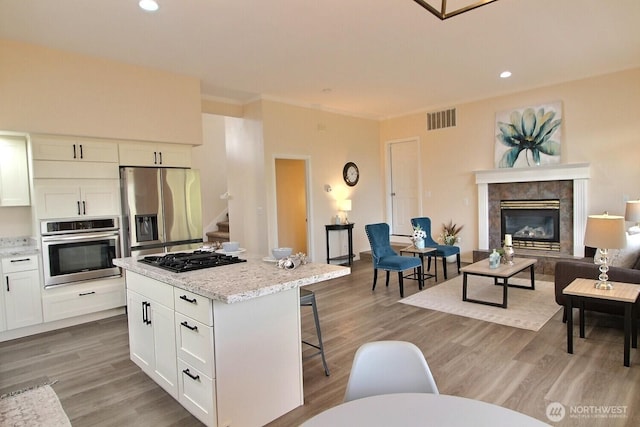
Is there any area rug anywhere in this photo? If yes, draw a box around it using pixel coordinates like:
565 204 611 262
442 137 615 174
399 275 561 331
0 384 71 427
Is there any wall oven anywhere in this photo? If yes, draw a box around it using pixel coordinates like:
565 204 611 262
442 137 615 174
41 217 121 288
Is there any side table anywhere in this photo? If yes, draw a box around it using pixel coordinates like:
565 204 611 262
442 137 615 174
325 223 354 266
563 278 640 367
399 245 437 282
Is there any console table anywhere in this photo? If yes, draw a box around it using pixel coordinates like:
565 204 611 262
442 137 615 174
325 223 354 266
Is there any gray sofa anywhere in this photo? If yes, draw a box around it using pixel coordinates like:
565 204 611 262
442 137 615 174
554 248 640 321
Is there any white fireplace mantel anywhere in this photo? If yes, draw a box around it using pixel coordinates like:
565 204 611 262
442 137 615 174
475 163 590 257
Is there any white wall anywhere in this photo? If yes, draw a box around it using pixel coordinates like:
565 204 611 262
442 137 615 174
193 114 228 240
261 100 381 262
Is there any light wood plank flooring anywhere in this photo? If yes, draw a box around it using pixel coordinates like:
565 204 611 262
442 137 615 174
1 260 639 426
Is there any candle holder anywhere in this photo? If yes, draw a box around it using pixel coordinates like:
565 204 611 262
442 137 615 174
503 244 514 265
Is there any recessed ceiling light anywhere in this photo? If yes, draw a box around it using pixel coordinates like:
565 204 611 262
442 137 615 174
500 71 512 79
139 0 159 12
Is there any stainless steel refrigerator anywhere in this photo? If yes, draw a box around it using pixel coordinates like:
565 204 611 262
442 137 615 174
120 167 203 257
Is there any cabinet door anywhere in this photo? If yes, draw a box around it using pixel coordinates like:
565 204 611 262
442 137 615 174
34 183 82 218
4 270 43 330
74 140 119 162
127 290 155 370
0 275 6 332
31 137 78 161
151 300 178 397
156 143 192 168
118 142 157 167
127 289 178 398
0 136 31 206
80 180 121 216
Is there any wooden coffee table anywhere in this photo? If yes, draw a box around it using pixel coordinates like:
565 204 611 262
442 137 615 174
563 278 640 367
460 258 537 309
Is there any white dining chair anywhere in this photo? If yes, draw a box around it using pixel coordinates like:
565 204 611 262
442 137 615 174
343 340 439 402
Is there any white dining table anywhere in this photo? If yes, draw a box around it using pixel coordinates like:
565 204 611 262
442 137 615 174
300 393 551 426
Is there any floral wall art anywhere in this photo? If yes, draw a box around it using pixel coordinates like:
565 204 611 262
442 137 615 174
494 101 562 168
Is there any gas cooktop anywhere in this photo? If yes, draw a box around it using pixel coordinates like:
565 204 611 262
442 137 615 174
138 250 247 273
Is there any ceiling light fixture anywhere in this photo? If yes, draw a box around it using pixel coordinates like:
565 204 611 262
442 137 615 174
139 0 159 12
412 0 499 20
500 71 512 78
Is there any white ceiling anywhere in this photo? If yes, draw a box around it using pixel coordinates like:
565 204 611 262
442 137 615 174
1 0 639 119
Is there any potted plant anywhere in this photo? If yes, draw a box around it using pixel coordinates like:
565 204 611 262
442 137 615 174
439 220 463 262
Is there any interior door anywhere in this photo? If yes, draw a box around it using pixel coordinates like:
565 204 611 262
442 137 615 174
390 139 421 236
275 158 308 253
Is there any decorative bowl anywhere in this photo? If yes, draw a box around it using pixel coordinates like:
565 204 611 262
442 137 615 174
272 247 292 260
222 241 240 252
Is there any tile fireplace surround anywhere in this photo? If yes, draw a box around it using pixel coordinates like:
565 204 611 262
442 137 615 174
475 163 590 258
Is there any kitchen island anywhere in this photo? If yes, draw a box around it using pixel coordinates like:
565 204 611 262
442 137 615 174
114 253 349 427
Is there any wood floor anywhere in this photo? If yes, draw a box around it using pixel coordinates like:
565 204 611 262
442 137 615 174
1 260 639 426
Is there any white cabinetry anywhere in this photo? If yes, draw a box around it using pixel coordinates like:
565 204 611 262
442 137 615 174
42 277 125 322
124 270 303 427
1 255 43 330
174 288 216 426
34 179 121 219
32 135 121 220
0 135 30 206
119 142 192 167
31 135 119 163
127 272 178 398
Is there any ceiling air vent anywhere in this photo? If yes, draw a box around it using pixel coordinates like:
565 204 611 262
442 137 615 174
427 108 456 131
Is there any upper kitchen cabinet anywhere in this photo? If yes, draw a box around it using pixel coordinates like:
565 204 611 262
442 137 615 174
119 142 192 168
0 135 31 206
31 135 119 163
33 179 121 219
32 139 121 219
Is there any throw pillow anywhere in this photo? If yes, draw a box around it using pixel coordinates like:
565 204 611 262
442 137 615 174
605 232 640 268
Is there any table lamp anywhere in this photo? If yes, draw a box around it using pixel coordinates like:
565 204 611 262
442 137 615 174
583 213 627 290
625 200 640 234
339 199 352 224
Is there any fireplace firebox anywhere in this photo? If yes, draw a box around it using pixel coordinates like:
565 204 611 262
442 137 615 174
500 200 560 251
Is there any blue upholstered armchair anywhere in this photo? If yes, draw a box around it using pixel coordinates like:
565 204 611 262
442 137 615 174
365 223 423 298
410 217 461 280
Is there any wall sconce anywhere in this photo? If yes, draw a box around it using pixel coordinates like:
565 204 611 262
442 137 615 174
338 199 352 224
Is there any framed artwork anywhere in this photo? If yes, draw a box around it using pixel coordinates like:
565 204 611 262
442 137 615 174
494 101 562 168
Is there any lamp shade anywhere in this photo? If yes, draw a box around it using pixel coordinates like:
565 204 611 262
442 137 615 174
339 199 352 212
625 200 640 222
584 214 626 249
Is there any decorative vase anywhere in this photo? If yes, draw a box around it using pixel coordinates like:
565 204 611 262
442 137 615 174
414 238 425 249
489 249 501 269
446 253 457 263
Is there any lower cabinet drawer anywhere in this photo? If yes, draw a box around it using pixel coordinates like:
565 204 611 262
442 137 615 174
42 277 125 322
178 359 216 427
175 312 215 378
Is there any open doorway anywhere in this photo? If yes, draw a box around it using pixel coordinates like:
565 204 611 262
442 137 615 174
274 158 308 253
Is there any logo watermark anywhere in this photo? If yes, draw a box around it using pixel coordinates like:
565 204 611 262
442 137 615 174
546 402 628 422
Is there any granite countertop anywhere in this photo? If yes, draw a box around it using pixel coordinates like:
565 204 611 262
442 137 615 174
0 237 39 258
113 253 350 304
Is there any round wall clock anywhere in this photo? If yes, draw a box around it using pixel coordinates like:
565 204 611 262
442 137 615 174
343 162 359 186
